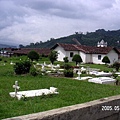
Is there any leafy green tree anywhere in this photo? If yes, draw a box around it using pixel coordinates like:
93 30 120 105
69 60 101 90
49 51 58 64
14 61 31 75
63 57 69 63
102 56 110 64
64 63 73 77
64 63 72 70
113 62 120 71
19 44 24 48
27 50 39 61
72 54 83 65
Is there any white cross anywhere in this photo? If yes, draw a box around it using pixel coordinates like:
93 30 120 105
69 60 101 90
13 81 20 97
77 70 81 79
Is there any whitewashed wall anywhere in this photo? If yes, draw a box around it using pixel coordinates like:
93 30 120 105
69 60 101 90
86 54 93 63
79 51 86 63
66 51 79 62
54 46 119 64
92 50 118 64
54 46 66 61
92 54 105 64
107 49 118 64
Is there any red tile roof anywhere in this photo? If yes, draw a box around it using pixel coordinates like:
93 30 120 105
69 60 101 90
52 43 119 54
13 48 51 56
58 43 79 51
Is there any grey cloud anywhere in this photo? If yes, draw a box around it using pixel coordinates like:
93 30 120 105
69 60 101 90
13 0 87 19
0 0 120 46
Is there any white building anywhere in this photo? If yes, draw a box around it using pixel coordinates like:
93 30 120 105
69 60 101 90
97 40 107 47
51 43 119 64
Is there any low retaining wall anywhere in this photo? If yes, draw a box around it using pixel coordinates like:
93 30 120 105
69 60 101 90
4 95 120 120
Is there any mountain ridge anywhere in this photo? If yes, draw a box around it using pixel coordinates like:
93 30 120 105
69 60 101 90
20 29 120 48
0 43 16 48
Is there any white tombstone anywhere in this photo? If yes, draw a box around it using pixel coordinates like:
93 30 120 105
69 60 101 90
56 64 60 68
13 81 20 97
10 87 59 100
77 70 81 80
33 64 36 68
36 63 40 66
41 64 45 71
86 66 90 74
44 62 46 66
51 63 54 70
81 67 86 72
10 61 14 65
88 77 116 85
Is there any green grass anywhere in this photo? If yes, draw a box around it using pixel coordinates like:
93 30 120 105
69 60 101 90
0 57 120 119
83 63 113 72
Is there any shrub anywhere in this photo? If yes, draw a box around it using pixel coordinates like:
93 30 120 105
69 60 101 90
0 58 2 61
81 71 86 74
49 50 58 64
30 67 38 76
102 56 110 64
63 57 69 63
72 54 82 65
28 50 39 61
116 78 120 85
24 61 31 73
64 63 72 70
14 60 31 75
113 62 120 71
4 60 7 63
113 74 118 79
64 69 73 77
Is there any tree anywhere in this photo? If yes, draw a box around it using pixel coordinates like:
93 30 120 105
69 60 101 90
113 62 120 71
19 44 24 48
63 57 69 63
102 56 110 64
14 60 31 75
49 51 58 64
27 50 39 61
72 54 83 65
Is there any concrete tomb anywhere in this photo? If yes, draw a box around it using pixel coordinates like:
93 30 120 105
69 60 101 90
10 81 59 100
89 71 112 77
88 77 116 85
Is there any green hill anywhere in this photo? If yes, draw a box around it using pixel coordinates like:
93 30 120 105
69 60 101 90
22 29 120 48
0 44 16 48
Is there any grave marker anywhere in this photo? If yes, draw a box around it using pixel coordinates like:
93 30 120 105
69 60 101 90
13 81 20 97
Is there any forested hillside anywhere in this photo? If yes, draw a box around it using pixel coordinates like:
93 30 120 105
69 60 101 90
21 29 120 48
0 44 16 48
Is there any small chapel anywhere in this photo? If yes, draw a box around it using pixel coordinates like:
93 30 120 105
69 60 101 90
97 39 107 47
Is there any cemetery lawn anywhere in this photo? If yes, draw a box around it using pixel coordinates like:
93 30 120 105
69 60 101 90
0 62 120 119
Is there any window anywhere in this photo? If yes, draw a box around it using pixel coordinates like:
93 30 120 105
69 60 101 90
98 55 101 60
70 52 73 57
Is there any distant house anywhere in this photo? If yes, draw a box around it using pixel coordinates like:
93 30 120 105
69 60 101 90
0 48 18 57
13 48 51 56
51 43 120 64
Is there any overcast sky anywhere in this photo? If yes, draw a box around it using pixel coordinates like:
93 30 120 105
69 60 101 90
0 0 120 46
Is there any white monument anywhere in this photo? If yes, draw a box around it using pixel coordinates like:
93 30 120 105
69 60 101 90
75 70 81 80
88 77 116 85
10 87 59 100
13 81 20 97
41 64 45 71
44 62 46 66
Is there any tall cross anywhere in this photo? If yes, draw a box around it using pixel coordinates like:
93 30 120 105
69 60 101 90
13 81 20 97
